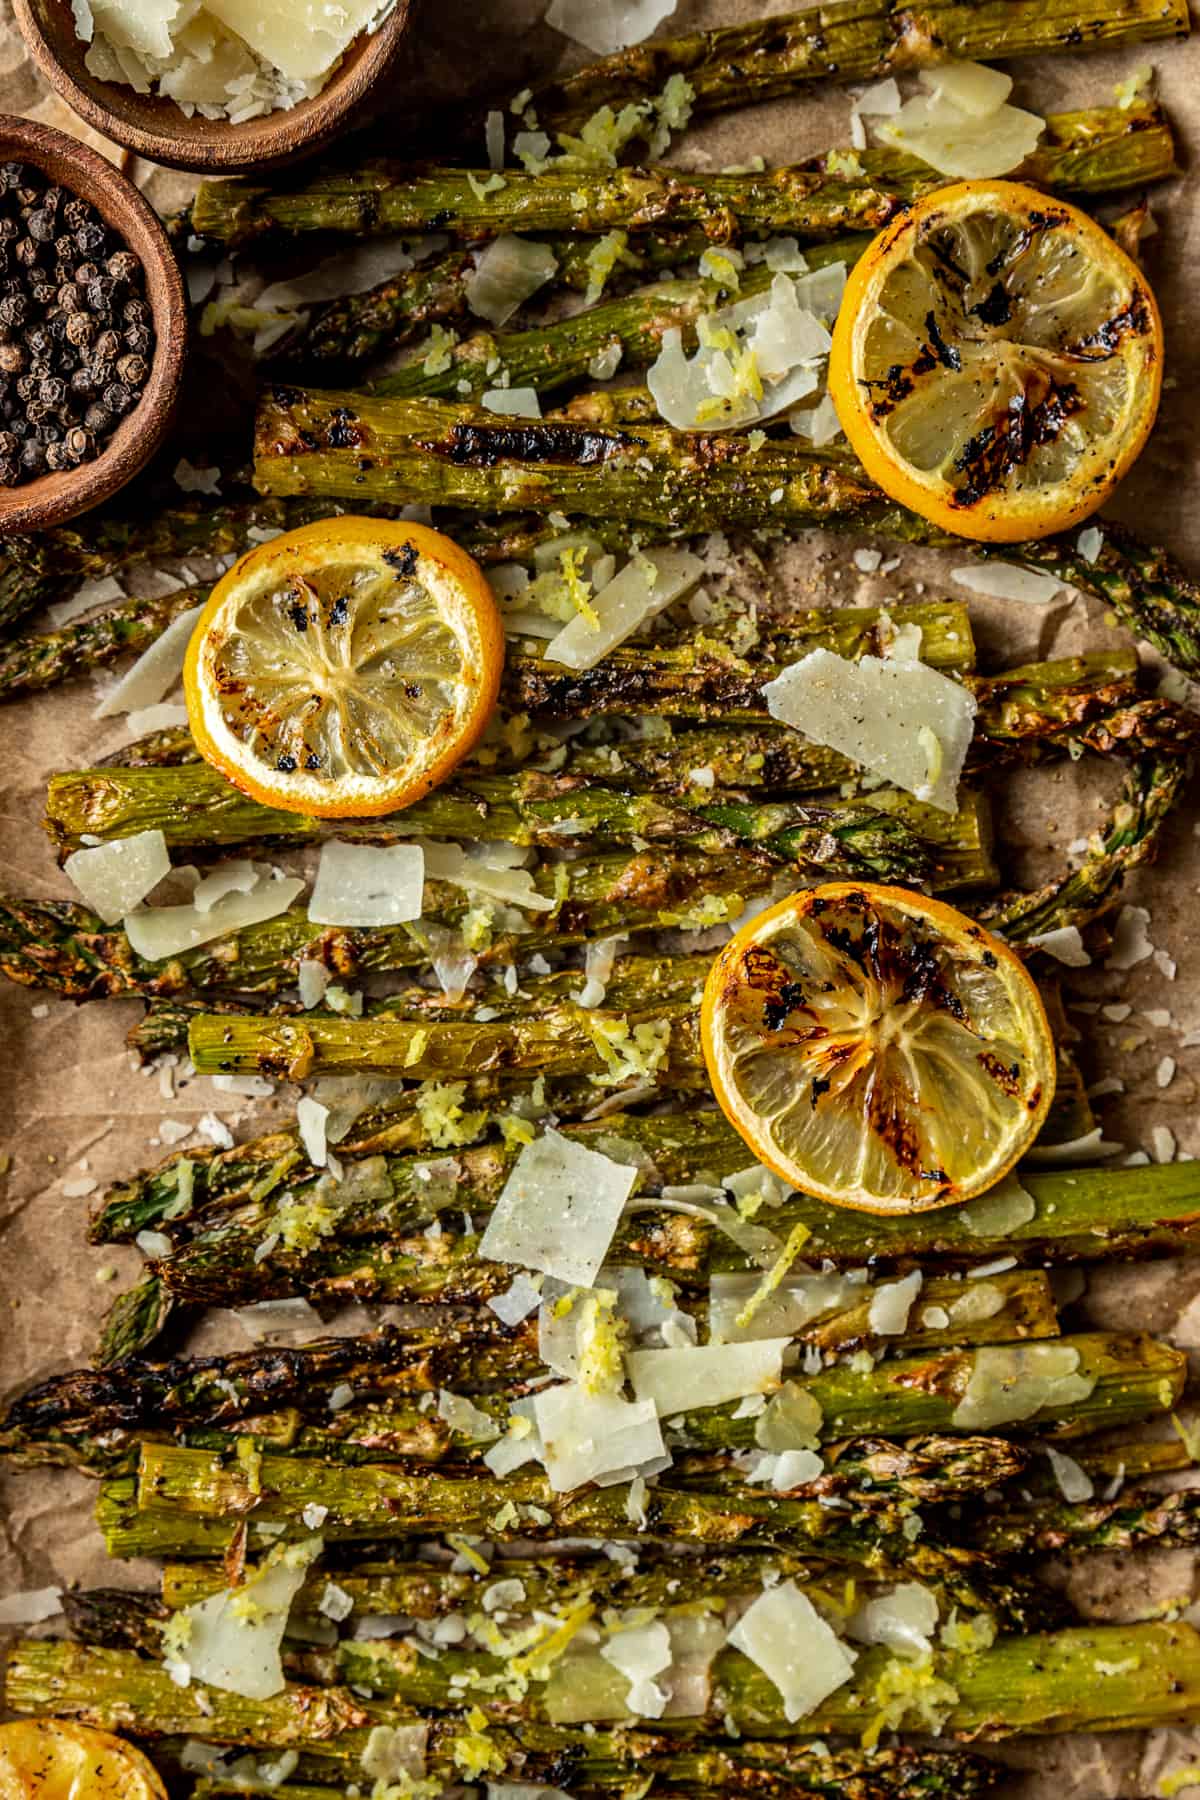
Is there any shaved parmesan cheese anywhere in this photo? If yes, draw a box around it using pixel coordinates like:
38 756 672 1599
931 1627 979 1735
545 0 676 55
958 1172 1036 1237
163 1536 322 1698
420 840 554 912
1024 1127 1123 1164
93 604 203 717
466 237 559 327
437 1389 501 1443
728 1582 857 1722
951 563 1064 604
486 1271 542 1326
65 828 169 924
867 1269 922 1336
123 701 190 738
951 1343 1095 1430
482 387 543 418
48 573 125 627
0 1586 62 1624
709 1269 859 1343
297 1097 328 1167
854 76 901 115
628 1338 788 1415
761 1447 824 1488
921 61 1013 115
298 960 331 1009
545 548 704 671
601 1620 672 1717
533 1382 664 1491
308 842 424 928
1045 1445 1095 1502
763 649 976 813
125 872 304 961
258 238 439 311
479 1129 638 1286
877 77 1044 179
363 1723 429 1785
849 1582 938 1659
756 1381 823 1452
1106 904 1154 971
1026 925 1090 967
1077 525 1105 564
575 935 627 1008
193 860 259 912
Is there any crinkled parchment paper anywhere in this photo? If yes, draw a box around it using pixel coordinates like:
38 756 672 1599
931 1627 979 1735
1 2 1199 1793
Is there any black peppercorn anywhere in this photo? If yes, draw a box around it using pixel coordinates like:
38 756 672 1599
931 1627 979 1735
64 425 93 462
62 197 89 232
123 324 152 357
0 457 18 486
102 381 133 415
83 401 113 434
14 238 40 269
0 345 24 375
0 293 27 330
94 328 121 361
44 441 73 471
74 262 98 286
106 249 140 283
0 430 16 458
26 209 54 243
36 375 67 408
30 280 57 308
14 374 35 403
75 222 106 257
19 439 45 474
57 282 84 314
123 297 150 326
115 353 148 386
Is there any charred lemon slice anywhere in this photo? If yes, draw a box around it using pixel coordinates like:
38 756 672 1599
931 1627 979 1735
184 518 504 818
828 179 1162 542
701 883 1055 1215
0 1720 167 1799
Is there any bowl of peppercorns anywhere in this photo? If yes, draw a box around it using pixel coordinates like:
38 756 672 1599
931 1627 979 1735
0 114 186 532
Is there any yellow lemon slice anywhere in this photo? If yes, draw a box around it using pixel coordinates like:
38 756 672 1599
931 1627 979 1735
701 882 1055 1215
185 517 504 818
828 179 1162 542
0 1720 166 1799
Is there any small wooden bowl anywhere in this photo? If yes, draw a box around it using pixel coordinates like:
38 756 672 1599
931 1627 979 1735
0 114 186 534
12 0 416 175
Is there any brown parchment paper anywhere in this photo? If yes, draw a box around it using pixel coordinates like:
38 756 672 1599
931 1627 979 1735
2 2 1200 1793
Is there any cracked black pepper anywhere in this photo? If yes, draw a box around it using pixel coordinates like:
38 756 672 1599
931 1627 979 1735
0 160 155 486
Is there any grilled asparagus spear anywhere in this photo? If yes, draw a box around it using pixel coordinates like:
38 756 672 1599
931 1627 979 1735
13 1621 1200 1741
0 847 760 1000
517 17 1188 136
44 761 996 892
5 1639 1009 1790
188 103 1178 248
253 389 1200 677
145 1163 1200 1325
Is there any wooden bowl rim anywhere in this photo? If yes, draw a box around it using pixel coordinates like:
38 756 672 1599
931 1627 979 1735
0 112 187 534
10 0 416 175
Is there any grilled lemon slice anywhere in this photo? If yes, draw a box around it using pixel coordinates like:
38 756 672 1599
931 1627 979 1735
701 882 1055 1215
828 179 1162 542
0 1720 166 1799
185 518 504 818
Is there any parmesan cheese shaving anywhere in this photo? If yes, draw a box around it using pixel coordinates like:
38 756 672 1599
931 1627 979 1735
466 237 559 327
849 1582 939 1659
438 1389 502 1443
192 859 259 912
545 0 677 55
950 1343 1096 1430
877 65 1045 178
482 388 544 418
1044 1445 1095 1502
762 648 976 813
93 604 204 717
363 1723 430 1784
728 1582 857 1722
125 871 304 961
532 1382 665 1492
600 1620 672 1718
64 828 170 924
419 839 554 912
951 562 1065 604
957 1172 1036 1237
308 841 424 927
544 548 704 670
479 1129 638 1287
1026 925 1090 967
627 1338 788 1415
296 1096 329 1167
162 1535 322 1699
866 1269 923 1336
709 1269 859 1343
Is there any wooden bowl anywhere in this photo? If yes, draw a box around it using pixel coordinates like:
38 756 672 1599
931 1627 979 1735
0 114 186 534
11 0 416 175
